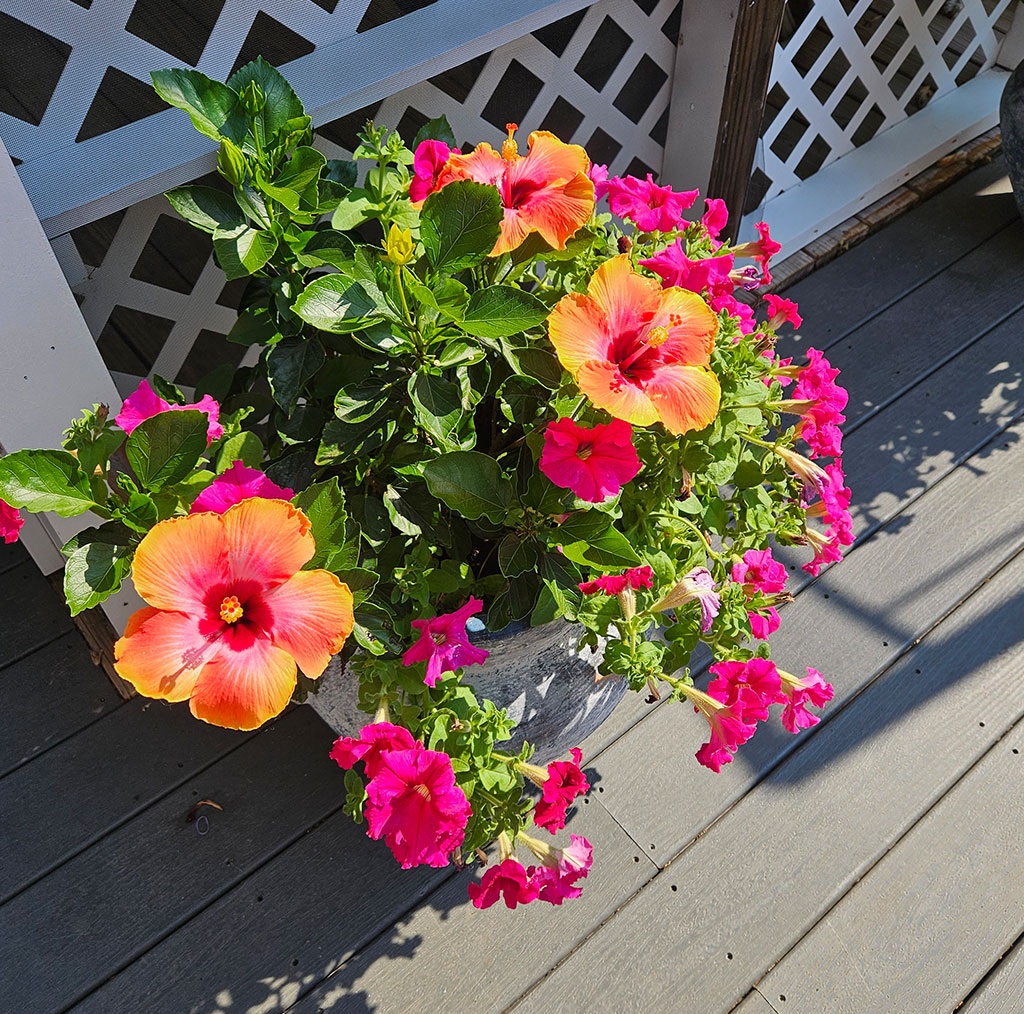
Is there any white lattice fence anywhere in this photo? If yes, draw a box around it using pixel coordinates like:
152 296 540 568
26 0 682 393
742 0 1016 248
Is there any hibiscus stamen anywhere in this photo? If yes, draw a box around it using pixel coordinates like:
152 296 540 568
618 324 668 373
501 123 520 162
219 595 244 624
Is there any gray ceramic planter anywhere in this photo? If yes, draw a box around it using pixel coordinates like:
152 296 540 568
1000 59 1024 222
308 620 627 764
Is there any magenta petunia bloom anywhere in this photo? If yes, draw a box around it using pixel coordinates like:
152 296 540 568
708 657 784 724
588 162 610 199
778 667 834 733
468 858 538 909
748 607 780 641
189 460 293 515
764 294 802 330
533 747 589 833
683 684 757 772
709 292 756 334
640 243 735 299
803 460 853 575
0 498 24 544
402 597 489 687
409 139 456 203
364 746 472 869
701 198 730 240
792 348 847 458
732 221 782 284
330 722 420 779
539 417 641 503
604 173 698 233
116 379 223 444
732 547 787 595
578 564 653 596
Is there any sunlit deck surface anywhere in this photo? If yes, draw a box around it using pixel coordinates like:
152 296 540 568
4 155 1024 1014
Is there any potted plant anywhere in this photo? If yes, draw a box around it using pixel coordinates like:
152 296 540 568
0 59 850 909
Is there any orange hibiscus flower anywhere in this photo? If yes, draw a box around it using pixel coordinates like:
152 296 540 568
435 124 594 256
547 255 721 434
114 498 354 731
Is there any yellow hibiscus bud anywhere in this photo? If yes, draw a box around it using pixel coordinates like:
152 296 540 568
383 223 415 266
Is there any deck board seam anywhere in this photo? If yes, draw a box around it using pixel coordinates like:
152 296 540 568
957 924 1024 1010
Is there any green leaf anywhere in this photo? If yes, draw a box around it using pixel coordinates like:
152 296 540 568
151 68 245 144
408 373 463 448
505 345 563 389
498 534 539 578
334 567 377 605
294 478 347 570
257 146 326 212
412 115 457 149
213 223 278 279
293 274 383 333
227 305 280 346
0 449 97 516
124 410 209 490
422 451 513 523
216 430 264 471
294 229 355 269
331 190 383 231
435 339 485 369
558 512 642 568
420 180 503 273
267 337 326 413
459 286 548 339
165 185 243 234
63 538 133 616
226 57 305 151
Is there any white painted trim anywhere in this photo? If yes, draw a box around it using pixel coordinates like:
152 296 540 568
20 0 598 237
995 0 1024 69
740 69 1008 256
659 3 737 196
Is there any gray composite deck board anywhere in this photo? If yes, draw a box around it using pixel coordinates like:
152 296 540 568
1 157 1021 1014
0 706 341 1014
0 631 122 777
508 542 1024 1014
783 157 1017 349
753 722 1024 1013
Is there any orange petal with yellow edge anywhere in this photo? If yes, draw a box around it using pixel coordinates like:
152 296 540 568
587 255 663 336
547 292 612 374
576 361 660 428
189 629 296 731
645 363 722 434
262 570 355 678
221 498 313 592
656 287 719 364
131 512 228 614
114 606 215 702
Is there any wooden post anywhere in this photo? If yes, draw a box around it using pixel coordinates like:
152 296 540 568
662 0 785 240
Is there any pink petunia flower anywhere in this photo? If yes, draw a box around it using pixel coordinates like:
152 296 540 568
640 244 735 300
701 198 730 240
777 666 834 733
764 294 802 331
802 527 845 577
189 460 293 515
732 221 782 284
364 746 472 869
680 683 757 772
732 547 787 595
748 607 780 640
330 722 420 779
116 379 223 445
709 291 756 334
468 858 538 909
539 417 642 503
409 139 456 203
402 597 489 687
708 657 784 724
0 498 24 544
604 173 698 233
532 747 589 833
652 566 720 632
579 565 653 596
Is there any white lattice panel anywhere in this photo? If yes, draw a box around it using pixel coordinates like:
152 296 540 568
756 0 1014 209
49 0 682 392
